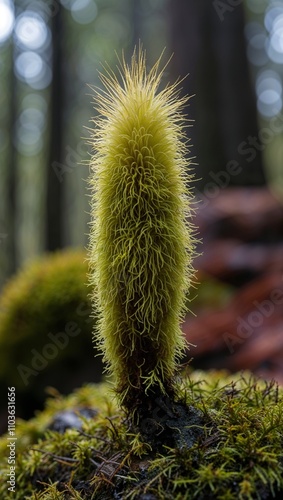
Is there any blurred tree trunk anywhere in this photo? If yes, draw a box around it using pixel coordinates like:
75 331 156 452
6 34 17 277
168 0 266 190
46 1 64 251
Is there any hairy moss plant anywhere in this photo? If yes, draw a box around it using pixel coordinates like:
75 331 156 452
89 49 195 411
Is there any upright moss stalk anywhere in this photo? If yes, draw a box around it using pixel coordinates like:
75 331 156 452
89 49 195 417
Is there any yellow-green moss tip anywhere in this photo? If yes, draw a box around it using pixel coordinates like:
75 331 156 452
89 49 195 406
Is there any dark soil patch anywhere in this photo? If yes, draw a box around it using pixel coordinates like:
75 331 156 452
132 390 204 452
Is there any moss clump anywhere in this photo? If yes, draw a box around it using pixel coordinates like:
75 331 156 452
1 372 282 499
0 250 102 419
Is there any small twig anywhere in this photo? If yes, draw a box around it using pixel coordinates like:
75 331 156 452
105 417 119 438
30 448 79 464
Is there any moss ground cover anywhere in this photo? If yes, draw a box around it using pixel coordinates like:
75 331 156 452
0 371 282 499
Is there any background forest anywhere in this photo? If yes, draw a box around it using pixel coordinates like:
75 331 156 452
0 0 283 414
1 0 283 283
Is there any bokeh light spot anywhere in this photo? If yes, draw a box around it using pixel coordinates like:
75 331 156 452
247 33 269 66
19 108 45 131
15 51 43 81
264 6 283 33
15 116 43 156
257 86 282 118
0 0 14 44
60 0 73 9
14 51 52 89
22 93 48 113
256 69 282 98
71 0 97 25
15 12 49 51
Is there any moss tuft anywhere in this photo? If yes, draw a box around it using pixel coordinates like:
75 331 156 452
1 372 282 499
0 250 102 418
89 48 196 410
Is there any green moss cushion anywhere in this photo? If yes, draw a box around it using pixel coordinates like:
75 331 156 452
0 250 102 418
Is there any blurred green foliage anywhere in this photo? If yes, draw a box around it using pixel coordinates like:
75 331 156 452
190 273 234 314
